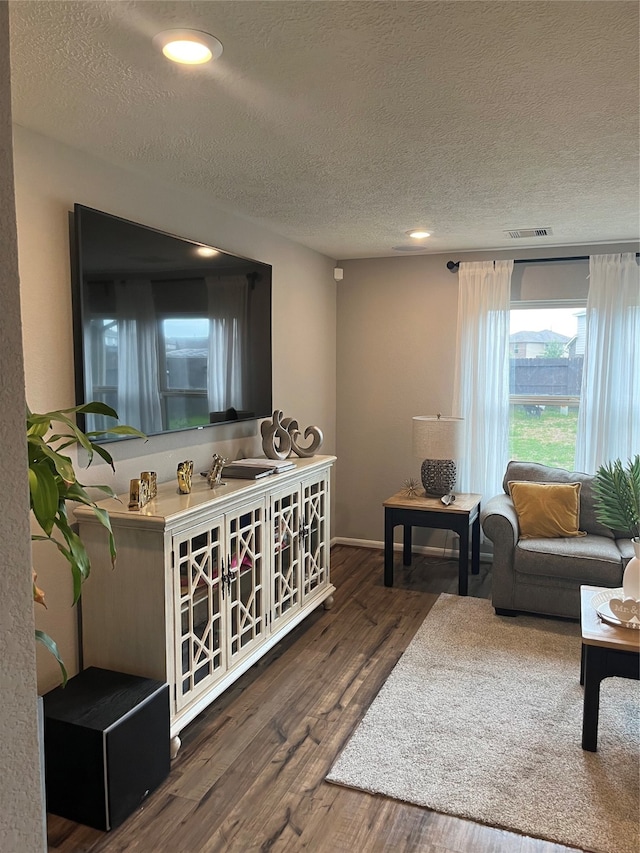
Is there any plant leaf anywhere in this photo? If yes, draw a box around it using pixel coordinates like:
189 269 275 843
35 630 68 687
28 436 76 485
53 513 90 603
593 455 640 538
28 464 60 536
91 506 117 567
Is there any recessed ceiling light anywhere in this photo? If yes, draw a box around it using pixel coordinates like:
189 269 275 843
153 29 223 65
196 246 219 257
407 229 431 239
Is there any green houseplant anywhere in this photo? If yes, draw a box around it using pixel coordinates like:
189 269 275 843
593 455 640 539
28 402 144 683
593 455 640 599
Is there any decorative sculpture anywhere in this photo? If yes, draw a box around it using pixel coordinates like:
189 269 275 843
402 477 421 499
128 478 144 510
177 460 194 494
207 454 227 488
261 410 292 460
140 471 157 499
261 410 323 459
282 416 324 458
129 471 157 510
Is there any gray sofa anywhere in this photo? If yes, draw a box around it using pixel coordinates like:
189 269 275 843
481 461 635 619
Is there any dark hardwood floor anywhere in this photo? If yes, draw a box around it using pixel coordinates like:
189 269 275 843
48 546 579 852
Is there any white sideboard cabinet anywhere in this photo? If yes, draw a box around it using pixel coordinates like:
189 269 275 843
75 455 336 756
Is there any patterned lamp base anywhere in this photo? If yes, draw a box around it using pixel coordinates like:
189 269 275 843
421 458 457 497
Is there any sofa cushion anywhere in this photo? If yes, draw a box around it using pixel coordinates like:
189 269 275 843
508 480 585 539
514 534 624 586
502 460 614 539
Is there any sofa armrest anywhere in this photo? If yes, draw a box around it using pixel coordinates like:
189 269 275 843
481 494 519 549
616 537 636 568
480 494 520 611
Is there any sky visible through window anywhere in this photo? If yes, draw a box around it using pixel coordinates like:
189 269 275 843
510 307 580 338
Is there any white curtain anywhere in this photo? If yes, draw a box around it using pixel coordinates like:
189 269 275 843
206 275 249 414
83 317 114 432
115 279 163 434
574 253 640 473
453 260 513 499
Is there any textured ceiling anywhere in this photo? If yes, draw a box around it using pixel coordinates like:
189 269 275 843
8 1 640 259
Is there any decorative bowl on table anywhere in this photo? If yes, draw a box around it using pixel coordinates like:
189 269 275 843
591 588 640 630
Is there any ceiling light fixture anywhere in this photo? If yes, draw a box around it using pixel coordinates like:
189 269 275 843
407 229 431 239
196 246 219 257
153 29 223 65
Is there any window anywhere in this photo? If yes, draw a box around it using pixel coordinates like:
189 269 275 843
159 317 209 430
85 317 119 429
509 301 586 470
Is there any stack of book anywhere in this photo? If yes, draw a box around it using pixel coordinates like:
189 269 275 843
221 458 296 480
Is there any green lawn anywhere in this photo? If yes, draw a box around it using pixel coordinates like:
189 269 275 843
509 406 577 471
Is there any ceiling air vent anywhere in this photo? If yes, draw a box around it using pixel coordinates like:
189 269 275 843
505 228 553 239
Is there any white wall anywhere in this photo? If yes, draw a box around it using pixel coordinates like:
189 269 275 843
12 126 337 691
335 244 639 550
0 4 46 850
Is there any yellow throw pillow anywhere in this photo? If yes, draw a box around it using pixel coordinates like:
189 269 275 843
508 481 586 539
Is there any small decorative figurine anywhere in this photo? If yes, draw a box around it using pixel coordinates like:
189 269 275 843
128 478 143 509
403 477 420 499
177 460 194 494
129 471 157 510
207 454 227 488
140 471 157 499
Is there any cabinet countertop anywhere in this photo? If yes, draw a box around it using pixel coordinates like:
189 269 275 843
74 454 336 530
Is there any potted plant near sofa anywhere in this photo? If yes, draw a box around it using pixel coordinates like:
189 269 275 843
593 455 640 599
29 402 144 684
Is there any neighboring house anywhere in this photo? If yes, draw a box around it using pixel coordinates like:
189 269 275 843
509 329 570 358
567 311 587 357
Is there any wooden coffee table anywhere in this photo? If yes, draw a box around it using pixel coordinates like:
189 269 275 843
580 585 640 751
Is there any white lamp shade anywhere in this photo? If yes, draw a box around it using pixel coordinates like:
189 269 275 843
412 416 463 460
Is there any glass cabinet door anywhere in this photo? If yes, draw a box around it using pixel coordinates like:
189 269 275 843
225 500 266 667
271 486 302 630
301 474 330 601
173 518 225 711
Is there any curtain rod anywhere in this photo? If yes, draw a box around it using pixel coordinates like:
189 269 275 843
446 253 640 272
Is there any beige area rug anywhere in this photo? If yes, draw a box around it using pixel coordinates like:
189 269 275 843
327 595 640 853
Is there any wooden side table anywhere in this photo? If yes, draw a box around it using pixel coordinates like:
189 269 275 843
579 585 640 751
383 491 481 595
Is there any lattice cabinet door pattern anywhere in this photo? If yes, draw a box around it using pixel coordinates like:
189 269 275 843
226 502 266 666
270 483 302 631
173 515 225 712
301 472 330 603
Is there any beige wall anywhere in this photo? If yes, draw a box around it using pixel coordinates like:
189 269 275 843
334 243 639 550
12 126 337 691
0 4 46 850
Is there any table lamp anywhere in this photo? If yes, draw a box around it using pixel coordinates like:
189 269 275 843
412 414 463 497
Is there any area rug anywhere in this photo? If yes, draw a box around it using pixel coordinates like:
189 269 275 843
327 594 639 853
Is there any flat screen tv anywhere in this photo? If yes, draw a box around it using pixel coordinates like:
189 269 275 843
71 205 272 441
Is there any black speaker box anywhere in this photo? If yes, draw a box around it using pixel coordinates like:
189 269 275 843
43 667 170 830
